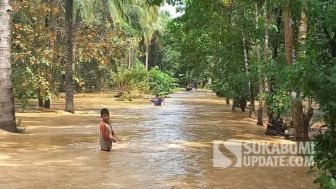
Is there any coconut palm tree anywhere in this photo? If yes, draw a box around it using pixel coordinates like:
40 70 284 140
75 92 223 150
139 5 160 70
100 0 160 70
0 0 17 132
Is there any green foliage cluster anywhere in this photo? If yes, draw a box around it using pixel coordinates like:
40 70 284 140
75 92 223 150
149 66 178 96
111 63 150 98
112 63 178 99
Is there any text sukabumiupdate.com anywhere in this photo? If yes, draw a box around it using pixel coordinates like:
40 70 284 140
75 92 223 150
213 140 315 168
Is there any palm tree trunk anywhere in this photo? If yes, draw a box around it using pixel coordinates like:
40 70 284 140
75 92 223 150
131 40 135 68
101 0 115 29
0 0 17 132
128 40 132 69
65 0 74 113
145 46 149 70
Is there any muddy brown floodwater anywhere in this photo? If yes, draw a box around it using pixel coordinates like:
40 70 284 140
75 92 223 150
0 91 318 189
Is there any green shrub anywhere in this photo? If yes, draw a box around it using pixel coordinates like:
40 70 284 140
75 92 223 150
111 63 149 99
148 66 178 96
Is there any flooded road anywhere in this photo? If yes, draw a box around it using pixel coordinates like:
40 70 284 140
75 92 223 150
0 91 318 189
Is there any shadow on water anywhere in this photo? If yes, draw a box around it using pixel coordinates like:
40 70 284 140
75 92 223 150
0 91 318 189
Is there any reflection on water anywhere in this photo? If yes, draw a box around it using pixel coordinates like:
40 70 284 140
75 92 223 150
0 91 317 189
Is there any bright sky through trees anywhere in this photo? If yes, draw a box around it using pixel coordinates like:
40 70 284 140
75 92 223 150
160 3 183 18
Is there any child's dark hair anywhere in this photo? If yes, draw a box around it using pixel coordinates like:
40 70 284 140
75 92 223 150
100 108 109 117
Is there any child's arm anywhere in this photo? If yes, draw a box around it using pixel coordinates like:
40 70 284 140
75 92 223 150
111 129 122 141
110 135 118 142
109 122 121 142
113 133 122 141
107 130 117 142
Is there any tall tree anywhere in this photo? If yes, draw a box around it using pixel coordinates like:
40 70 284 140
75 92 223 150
283 0 294 65
283 0 305 140
297 0 310 140
0 0 17 132
65 0 74 113
256 3 264 126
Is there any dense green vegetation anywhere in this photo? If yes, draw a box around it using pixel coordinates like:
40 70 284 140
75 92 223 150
162 0 336 188
0 0 335 188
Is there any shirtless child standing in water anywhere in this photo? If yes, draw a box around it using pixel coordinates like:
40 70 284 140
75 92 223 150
99 108 121 151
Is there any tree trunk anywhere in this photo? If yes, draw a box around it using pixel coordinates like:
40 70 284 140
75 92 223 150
292 99 304 140
65 0 74 113
145 46 149 70
250 95 255 118
257 43 264 126
263 3 270 92
268 8 281 121
284 1 305 140
45 0 57 109
44 98 51 109
232 100 237 111
272 8 281 61
101 0 115 29
131 41 135 68
252 3 264 125
128 40 132 69
0 0 17 132
257 93 264 125
38 96 44 107
296 0 308 140
283 1 294 65
297 1 307 58
260 2 271 125
243 36 255 118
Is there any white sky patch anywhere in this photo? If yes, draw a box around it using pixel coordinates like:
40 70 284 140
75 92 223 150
160 3 184 18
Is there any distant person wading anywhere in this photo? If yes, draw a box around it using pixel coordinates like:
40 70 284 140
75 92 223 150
150 95 165 106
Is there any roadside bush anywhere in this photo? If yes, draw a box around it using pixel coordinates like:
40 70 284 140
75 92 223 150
148 66 178 96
